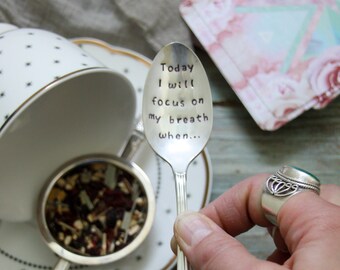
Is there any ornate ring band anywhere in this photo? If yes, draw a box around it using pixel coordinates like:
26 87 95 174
261 165 320 226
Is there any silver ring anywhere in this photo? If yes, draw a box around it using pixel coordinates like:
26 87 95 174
261 165 320 226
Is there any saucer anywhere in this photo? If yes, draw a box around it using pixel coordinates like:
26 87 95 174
0 38 213 269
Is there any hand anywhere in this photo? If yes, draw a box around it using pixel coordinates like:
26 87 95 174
172 174 340 269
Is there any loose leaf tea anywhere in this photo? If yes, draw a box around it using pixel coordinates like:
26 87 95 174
45 161 148 257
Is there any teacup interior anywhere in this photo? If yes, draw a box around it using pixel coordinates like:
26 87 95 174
0 69 136 222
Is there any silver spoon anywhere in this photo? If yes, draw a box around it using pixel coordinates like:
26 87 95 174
142 42 213 270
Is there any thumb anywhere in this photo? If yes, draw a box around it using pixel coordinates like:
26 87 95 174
174 212 280 270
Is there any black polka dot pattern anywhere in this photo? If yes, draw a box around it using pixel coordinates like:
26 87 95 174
0 28 102 129
0 248 52 269
0 247 89 269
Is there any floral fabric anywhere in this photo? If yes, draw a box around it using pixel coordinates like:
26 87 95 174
180 0 340 130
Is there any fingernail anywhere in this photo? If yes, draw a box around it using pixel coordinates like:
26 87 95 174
176 212 213 247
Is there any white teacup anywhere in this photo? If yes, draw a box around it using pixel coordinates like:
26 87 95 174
0 24 136 222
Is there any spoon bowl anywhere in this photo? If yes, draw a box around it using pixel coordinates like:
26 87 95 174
143 43 212 172
142 42 213 269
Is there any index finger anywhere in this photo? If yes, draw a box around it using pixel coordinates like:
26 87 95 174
200 174 271 236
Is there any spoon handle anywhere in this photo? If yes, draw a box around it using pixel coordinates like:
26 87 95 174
175 172 188 213
53 258 70 270
175 171 191 270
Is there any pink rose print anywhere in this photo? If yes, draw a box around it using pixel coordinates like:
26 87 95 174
249 72 313 118
307 46 340 107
